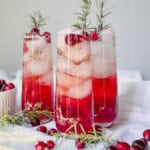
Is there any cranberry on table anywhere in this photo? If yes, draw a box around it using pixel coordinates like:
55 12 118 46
0 80 6 88
143 129 150 141
116 141 130 150
35 141 46 150
48 128 58 136
132 139 147 150
75 139 85 149
130 145 142 150
106 145 117 150
30 118 40 127
46 140 55 149
36 126 47 133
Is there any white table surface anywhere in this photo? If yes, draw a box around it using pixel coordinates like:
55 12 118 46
0 70 150 150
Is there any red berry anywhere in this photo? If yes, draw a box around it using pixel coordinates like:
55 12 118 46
35 141 46 150
0 80 6 89
107 145 117 150
46 140 55 149
65 34 77 46
82 31 90 40
36 126 47 133
90 31 99 41
130 145 142 150
140 138 148 148
30 118 40 127
43 32 51 43
23 43 28 53
31 28 40 35
116 141 130 150
132 139 147 150
75 139 85 149
48 128 58 136
143 129 150 141
2 83 15 91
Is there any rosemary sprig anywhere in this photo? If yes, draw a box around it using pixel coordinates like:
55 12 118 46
29 11 47 29
0 110 23 128
96 0 111 31
72 0 91 29
51 123 112 145
0 103 53 128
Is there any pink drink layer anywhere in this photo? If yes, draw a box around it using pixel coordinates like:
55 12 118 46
55 93 93 133
22 76 53 112
22 32 53 112
93 74 117 124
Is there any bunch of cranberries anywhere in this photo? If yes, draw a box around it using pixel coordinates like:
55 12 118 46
107 129 150 150
0 79 15 92
35 126 150 150
26 28 51 43
65 31 99 46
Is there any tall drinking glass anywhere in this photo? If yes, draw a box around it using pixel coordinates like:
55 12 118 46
55 28 93 133
91 28 118 127
22 31 53 115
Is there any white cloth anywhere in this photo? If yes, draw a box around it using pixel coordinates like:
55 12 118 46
0 70 150 150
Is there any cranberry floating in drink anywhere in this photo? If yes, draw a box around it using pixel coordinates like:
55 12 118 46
22 12 53 118
91 28 118 127
55 28 93 133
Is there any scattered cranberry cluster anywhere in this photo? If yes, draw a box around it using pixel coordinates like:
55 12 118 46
25 28 51 43
65 31 99 46
35 126 150 150
34 125 85 150
107 129 150 150
35 126 57 150
0 79 15 92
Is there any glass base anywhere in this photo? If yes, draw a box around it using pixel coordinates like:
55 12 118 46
94 121 113 128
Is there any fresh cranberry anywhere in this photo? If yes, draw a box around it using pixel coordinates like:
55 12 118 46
77 34 84 43
65 34 77 46
43 32 51 43
107 145 117 150
90 31 99 41
130 145 142 150
48 128 58 136
2 83 15 91
36 126 47 133
30 118 40 127
35 141 46 150
31 28 40 35
46 140 55 149
143 129 150 141
116 141 130 150
132 139 147 150
140 138 148 148
23 43 28 53
82 31 90 40
75 139 85 149
0 80 6 89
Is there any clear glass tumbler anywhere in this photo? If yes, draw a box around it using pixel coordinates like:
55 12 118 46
91 28 118 127
22 31 53 114
55 28 93 133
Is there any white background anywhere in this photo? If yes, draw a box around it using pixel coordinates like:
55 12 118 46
0 0 150 79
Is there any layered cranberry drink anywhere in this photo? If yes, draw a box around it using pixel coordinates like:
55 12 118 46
91 29 118 127
22 13 53 113
55 29 93 133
